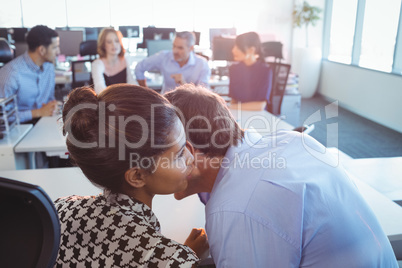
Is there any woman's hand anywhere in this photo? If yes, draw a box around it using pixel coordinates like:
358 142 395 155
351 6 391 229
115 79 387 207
184 228 209 260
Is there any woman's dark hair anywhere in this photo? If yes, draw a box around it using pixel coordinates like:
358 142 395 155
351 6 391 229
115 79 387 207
26 25 58 52
62 84 177 193
235 32 265 62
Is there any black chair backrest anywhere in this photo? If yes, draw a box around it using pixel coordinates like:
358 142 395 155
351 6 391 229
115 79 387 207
79 40 97 58
71 59 93 89
0 38 14 65
262 41 283 62
266 62 291 115
0 177 60 268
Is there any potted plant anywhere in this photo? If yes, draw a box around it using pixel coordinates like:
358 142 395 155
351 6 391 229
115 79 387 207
293 1 322 48
291 1 323 98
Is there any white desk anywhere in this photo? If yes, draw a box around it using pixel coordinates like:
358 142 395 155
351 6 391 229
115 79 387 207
230 108 294 135
14 116 67 169
342 157 402 202
0 124 33 170
14 110 292 169
0 167 205 245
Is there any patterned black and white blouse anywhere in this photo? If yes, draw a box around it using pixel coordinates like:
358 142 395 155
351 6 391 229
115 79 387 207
54 190 199 267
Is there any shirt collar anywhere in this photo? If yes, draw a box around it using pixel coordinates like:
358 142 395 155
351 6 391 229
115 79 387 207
103 189 161 231
23 51 42 72
212 128 263 191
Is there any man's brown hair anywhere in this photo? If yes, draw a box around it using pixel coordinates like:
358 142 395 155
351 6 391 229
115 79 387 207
165 84 244 157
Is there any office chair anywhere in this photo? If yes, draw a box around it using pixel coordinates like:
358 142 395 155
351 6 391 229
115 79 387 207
71 60 93 89
266 62 291 115
79 40 98 60
0 37 14 67
0 177 60 268
262 41 283 63
266 62 315 134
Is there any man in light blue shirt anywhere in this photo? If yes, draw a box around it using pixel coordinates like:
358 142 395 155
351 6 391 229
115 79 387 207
0 25 59 123
165 85 398 268
135 31 210 94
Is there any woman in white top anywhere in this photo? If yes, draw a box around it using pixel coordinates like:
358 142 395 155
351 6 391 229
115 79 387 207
91 28 136 94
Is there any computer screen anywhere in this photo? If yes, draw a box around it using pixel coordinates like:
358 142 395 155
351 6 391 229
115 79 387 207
147 39 172 57
119 26 140 38
193 31 200 46
0 28 9 39
212 36 235 61
84 27 99 41
209 28 236 48
56 30 84 57
138 27 175 49
11 28 28 42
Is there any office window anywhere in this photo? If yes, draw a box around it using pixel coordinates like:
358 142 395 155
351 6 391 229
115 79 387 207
66 0 109 27
327 0 358 64
21 0 66 28
0 0 22 27
110 1 153 28
359 0 401 72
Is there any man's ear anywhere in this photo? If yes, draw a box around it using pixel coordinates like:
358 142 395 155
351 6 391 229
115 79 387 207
186 140 195 155
38 45 46 57
124 167 146 189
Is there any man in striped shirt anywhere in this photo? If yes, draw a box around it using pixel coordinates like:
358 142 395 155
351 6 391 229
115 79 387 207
0 25 59 123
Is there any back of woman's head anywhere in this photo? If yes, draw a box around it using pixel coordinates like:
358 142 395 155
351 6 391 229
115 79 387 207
235 32 264 61
62 84 177 192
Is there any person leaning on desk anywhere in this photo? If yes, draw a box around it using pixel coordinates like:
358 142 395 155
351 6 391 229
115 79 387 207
165 85 399 268
91 28 136 94
134 31 211 94
0 25 59 124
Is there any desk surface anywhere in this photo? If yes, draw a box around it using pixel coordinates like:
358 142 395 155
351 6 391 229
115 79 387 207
343 157 402 201
0 167 205 244
0 124 32 148
14 116 66 153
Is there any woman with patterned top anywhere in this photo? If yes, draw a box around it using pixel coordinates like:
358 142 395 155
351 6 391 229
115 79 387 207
91 28 136 94
55 84 208 267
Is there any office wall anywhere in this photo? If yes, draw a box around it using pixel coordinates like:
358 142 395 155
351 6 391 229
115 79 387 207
319 61 402 133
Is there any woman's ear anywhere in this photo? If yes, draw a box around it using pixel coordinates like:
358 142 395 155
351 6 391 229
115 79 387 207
124 167 146 189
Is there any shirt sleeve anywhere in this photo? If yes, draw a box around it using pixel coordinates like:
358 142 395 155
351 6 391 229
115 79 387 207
91 59 107 94
206 211 301 268
134 53 164 81
197 59 211 88
125 56 137 85
0 70 33 123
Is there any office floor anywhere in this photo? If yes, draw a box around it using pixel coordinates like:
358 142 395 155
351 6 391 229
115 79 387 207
299 94 402 159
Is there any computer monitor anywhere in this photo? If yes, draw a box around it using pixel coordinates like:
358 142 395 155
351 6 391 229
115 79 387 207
11 28 28 42
212 36 235 61
0 28 9 39
83 28 96 41
138 27 175 49
119 26 140 38
56 30 84 57
209 28 236 48
147 39 172 57
193 31 200 46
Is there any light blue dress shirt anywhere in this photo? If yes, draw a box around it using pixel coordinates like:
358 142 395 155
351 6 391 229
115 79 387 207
134 50 210 94
206 129 397 267
0 52 55 123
